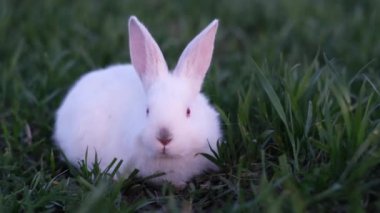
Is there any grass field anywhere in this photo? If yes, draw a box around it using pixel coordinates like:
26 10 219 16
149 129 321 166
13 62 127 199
1 0 380 212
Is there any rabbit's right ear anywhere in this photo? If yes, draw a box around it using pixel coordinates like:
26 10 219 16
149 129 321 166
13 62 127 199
129 16 168 90
173 20 218 95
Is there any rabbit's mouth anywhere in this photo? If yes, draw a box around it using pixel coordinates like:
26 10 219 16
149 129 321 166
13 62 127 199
162 146 169 155
157 154 174 159
155 148 181 159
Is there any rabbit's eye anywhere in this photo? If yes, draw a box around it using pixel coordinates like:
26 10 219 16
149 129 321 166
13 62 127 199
146 108 149 116
186 108 191 117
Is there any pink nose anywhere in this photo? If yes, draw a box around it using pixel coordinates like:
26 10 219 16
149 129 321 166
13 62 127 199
157 128 172 146
158 138 172 146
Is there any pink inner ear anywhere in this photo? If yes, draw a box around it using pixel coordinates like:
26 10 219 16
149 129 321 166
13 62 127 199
129 19 147 75
128 16 168 90
174 20 219 89
187 29 216 79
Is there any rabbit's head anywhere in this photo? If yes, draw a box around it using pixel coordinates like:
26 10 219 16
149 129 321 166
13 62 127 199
129 16 221 160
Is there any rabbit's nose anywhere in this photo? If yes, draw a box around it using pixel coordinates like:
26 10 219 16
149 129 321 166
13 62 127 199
157 128 172 146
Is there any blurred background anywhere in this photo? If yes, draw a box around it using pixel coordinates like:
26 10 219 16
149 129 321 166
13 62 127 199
1 0 379 109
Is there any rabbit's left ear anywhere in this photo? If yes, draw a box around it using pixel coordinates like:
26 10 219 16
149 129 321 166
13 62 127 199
174 20 218 93
129 16 168 90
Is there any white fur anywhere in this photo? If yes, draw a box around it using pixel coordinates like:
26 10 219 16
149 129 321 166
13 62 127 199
54 16 221 187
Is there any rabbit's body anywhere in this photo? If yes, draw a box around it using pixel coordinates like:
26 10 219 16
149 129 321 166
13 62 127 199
55 65 145 170
54 17 221 187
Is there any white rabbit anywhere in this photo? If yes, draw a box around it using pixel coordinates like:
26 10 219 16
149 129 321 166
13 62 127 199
54 16 221 187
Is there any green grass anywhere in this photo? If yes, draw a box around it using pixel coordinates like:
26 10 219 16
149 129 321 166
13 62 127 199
1 0 380 212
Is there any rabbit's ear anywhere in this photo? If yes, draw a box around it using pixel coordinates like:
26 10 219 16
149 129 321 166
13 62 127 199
129 16 168 90
174 20 218 93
